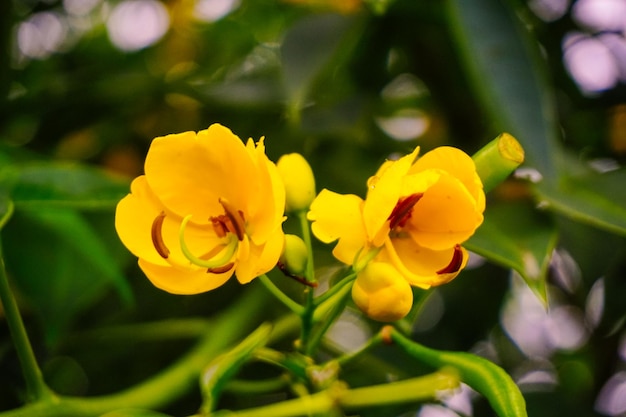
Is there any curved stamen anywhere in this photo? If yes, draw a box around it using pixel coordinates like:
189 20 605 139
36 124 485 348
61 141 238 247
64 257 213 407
208 262 235 274
179 214 238 269
436 244 464 275
218 197 246 241
151 211 170 259
388 193 423 230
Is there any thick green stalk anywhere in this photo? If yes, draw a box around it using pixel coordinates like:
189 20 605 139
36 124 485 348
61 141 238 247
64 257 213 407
212 371 458 417
0 239 55 403
0 286 292 417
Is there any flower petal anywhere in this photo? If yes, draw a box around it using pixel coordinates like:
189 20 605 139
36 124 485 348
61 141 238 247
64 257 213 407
408 173 484 250
235 228 285 284
308 189 366 265
410 146 485 212
138 259 233 294
380 238 468 288
144 124 258 222
115 176 170 266
244 137 286 245
363 147 420 245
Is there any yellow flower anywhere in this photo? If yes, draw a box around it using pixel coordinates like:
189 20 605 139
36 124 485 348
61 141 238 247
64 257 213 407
352 262 413 322
115 124 286 294
308 146 485 290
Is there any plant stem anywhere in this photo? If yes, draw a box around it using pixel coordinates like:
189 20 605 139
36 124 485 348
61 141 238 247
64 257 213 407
0 240 54 403
0 286 300 417
296 210 316 354
258 274 304 315
297 210 315 284
212 371 458 417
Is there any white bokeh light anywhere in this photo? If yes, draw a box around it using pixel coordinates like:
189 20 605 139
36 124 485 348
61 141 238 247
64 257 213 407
563 32 620 95
529 0 571 22
17 12 68 59
572 0 626 33
106 0 170 52
194 0 240 22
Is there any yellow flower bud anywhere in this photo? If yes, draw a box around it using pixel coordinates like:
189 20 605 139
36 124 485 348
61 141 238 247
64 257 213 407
351 262 413 322
279 234 309 276
277 153 316 212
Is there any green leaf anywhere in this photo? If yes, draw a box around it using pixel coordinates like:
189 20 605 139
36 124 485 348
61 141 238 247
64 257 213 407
9 162 129 210
466 202 558 303
533 169 626 237
0 191 13 230
3 208 133 343
200 323 273 413
391 329 527 417
447 0 561 181
281 13 359 121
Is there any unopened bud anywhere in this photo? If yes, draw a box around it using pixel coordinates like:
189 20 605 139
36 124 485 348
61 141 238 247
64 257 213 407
277 153 316 212
280 234 308 276
351 262 413 322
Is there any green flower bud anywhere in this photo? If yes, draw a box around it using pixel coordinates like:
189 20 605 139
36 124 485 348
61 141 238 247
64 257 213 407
351 262 413 322
279 234 309 276
277 153 316 212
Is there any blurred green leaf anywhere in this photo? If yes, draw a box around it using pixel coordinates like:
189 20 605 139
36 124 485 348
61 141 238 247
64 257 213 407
3 208 133 343
281 13 358 121
391 329 527 417
98 410 172 417
466 202 558 303
200 323 272 413
0 192 12 230
8 162 129 210
533 169 626 237
447 0 561 181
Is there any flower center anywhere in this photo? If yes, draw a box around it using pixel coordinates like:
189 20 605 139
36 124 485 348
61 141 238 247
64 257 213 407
388 193 423 230
150 198 246 274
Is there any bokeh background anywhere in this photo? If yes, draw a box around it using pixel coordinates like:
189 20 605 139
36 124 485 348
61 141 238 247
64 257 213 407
1 0 626 416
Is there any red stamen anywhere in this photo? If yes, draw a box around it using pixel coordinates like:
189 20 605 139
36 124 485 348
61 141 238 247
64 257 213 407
219 198 246 241
151 212 170 259
388 193 423 230
437 245 464 275
207 262 235 274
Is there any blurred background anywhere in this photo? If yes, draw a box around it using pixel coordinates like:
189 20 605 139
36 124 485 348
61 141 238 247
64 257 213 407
1 0 626 416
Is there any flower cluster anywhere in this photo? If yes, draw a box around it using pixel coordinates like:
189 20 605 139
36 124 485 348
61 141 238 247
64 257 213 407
116 124 485 322
308 146 485 321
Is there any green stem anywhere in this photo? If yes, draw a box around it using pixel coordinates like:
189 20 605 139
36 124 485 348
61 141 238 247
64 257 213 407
0 239 54 403
0 287 301 417
257 275 304 315
335 332 384 367
212 371 458 417
296 210 316 354
312 272 356 307
305 283 353 356
297 211 315 284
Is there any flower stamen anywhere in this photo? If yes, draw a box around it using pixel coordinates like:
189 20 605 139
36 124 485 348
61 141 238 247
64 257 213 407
436 244 464 275
151 211 170 259
207 262 235 274
218 197 246 241
388 193 423 230
179 214 239 270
